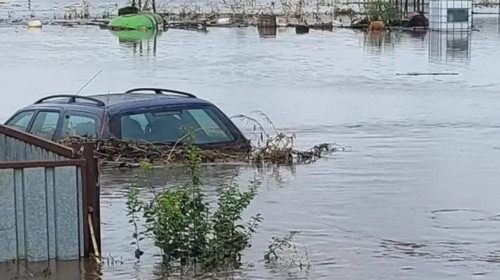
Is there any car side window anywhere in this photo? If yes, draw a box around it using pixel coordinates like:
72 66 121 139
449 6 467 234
121 114 148 140
62 113 98 138
30 111 60 140
6 111 35 131
129 114 149 131
187 109 229 138
118 108 235 144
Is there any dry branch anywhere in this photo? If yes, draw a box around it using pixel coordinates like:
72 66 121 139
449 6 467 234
59 112 347 168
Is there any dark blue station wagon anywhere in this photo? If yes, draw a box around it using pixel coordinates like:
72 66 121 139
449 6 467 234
5 88 250 150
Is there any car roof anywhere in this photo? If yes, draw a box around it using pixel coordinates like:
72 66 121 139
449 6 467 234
20 89 215 116
89 93 213 114
89 93 209 107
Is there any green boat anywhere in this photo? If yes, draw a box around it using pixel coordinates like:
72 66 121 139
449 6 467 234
107 7 163 31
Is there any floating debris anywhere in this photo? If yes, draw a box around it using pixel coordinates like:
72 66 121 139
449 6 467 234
295 24 309 34
401 12 429 28
60 135 346 168
369 20 385 31
27 19 42 28
59 112 348 169
396 72 459 76
166 20 207 31
58 111 348 167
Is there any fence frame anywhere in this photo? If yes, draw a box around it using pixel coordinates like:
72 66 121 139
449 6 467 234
0 124 100 260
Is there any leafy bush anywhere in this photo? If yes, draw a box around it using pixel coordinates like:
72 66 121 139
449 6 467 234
366 0 401 25
126 145 263 271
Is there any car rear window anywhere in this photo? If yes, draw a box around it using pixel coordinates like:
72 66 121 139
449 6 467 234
5 111 34 131
120 107 235 144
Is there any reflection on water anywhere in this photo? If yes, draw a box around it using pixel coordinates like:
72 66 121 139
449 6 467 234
109 29 160 57
3 14 500 280
364 31 386 48
0 259 103 279
405 29 428 40
257 27 277 38
363 30 403 53
429 31 471 63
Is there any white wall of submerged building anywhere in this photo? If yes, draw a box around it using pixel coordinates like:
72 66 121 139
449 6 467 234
429 0 473 31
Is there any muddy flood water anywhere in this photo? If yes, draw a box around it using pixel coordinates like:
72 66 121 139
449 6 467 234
2 13 500 280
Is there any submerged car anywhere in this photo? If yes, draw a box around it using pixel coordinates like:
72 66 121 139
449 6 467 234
5 88 250 150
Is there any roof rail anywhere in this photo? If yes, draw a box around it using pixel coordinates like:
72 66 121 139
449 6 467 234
125 88 197 98
34 95 106 107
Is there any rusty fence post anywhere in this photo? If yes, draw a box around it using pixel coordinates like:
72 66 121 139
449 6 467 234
81 143 101 258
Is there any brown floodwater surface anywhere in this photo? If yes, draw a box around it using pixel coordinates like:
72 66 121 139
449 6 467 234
2 10 500 280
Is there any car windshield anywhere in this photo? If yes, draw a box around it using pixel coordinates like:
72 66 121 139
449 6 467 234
119 107 235 144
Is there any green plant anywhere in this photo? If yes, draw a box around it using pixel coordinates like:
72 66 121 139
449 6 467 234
126 143 263 272
264 231 312 277
366 0 401 25
264 231 298 262
125 183 145 260
204 178 262 269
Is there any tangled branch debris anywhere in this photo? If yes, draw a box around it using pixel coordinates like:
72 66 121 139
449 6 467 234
61 136 346 168
60 113 347 168
61 137 249 167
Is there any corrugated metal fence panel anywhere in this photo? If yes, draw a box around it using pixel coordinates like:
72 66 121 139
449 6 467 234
0 135 66 162
0 169 16 259
0 166 83 262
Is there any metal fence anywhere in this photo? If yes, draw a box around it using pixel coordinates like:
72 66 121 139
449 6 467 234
0 125 100 262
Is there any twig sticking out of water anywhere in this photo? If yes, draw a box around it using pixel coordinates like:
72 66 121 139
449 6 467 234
64 0 93 20
264 231 313 278
232 111 348 165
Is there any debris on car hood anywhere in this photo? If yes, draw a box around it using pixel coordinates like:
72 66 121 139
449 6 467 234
60 112 349 167
59 134 347 168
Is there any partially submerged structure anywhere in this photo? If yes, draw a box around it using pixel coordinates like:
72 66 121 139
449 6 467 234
401 12 429 28
429 0 472 31
428 0 472 62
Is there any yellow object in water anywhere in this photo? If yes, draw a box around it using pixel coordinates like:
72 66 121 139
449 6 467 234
27 19 42 28
369 21 385 31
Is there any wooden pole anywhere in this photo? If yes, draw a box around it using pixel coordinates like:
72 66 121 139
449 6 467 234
405 0 408 13
88 214 101 264
472 0 474 28
153 31 157 57
82 144 101 259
